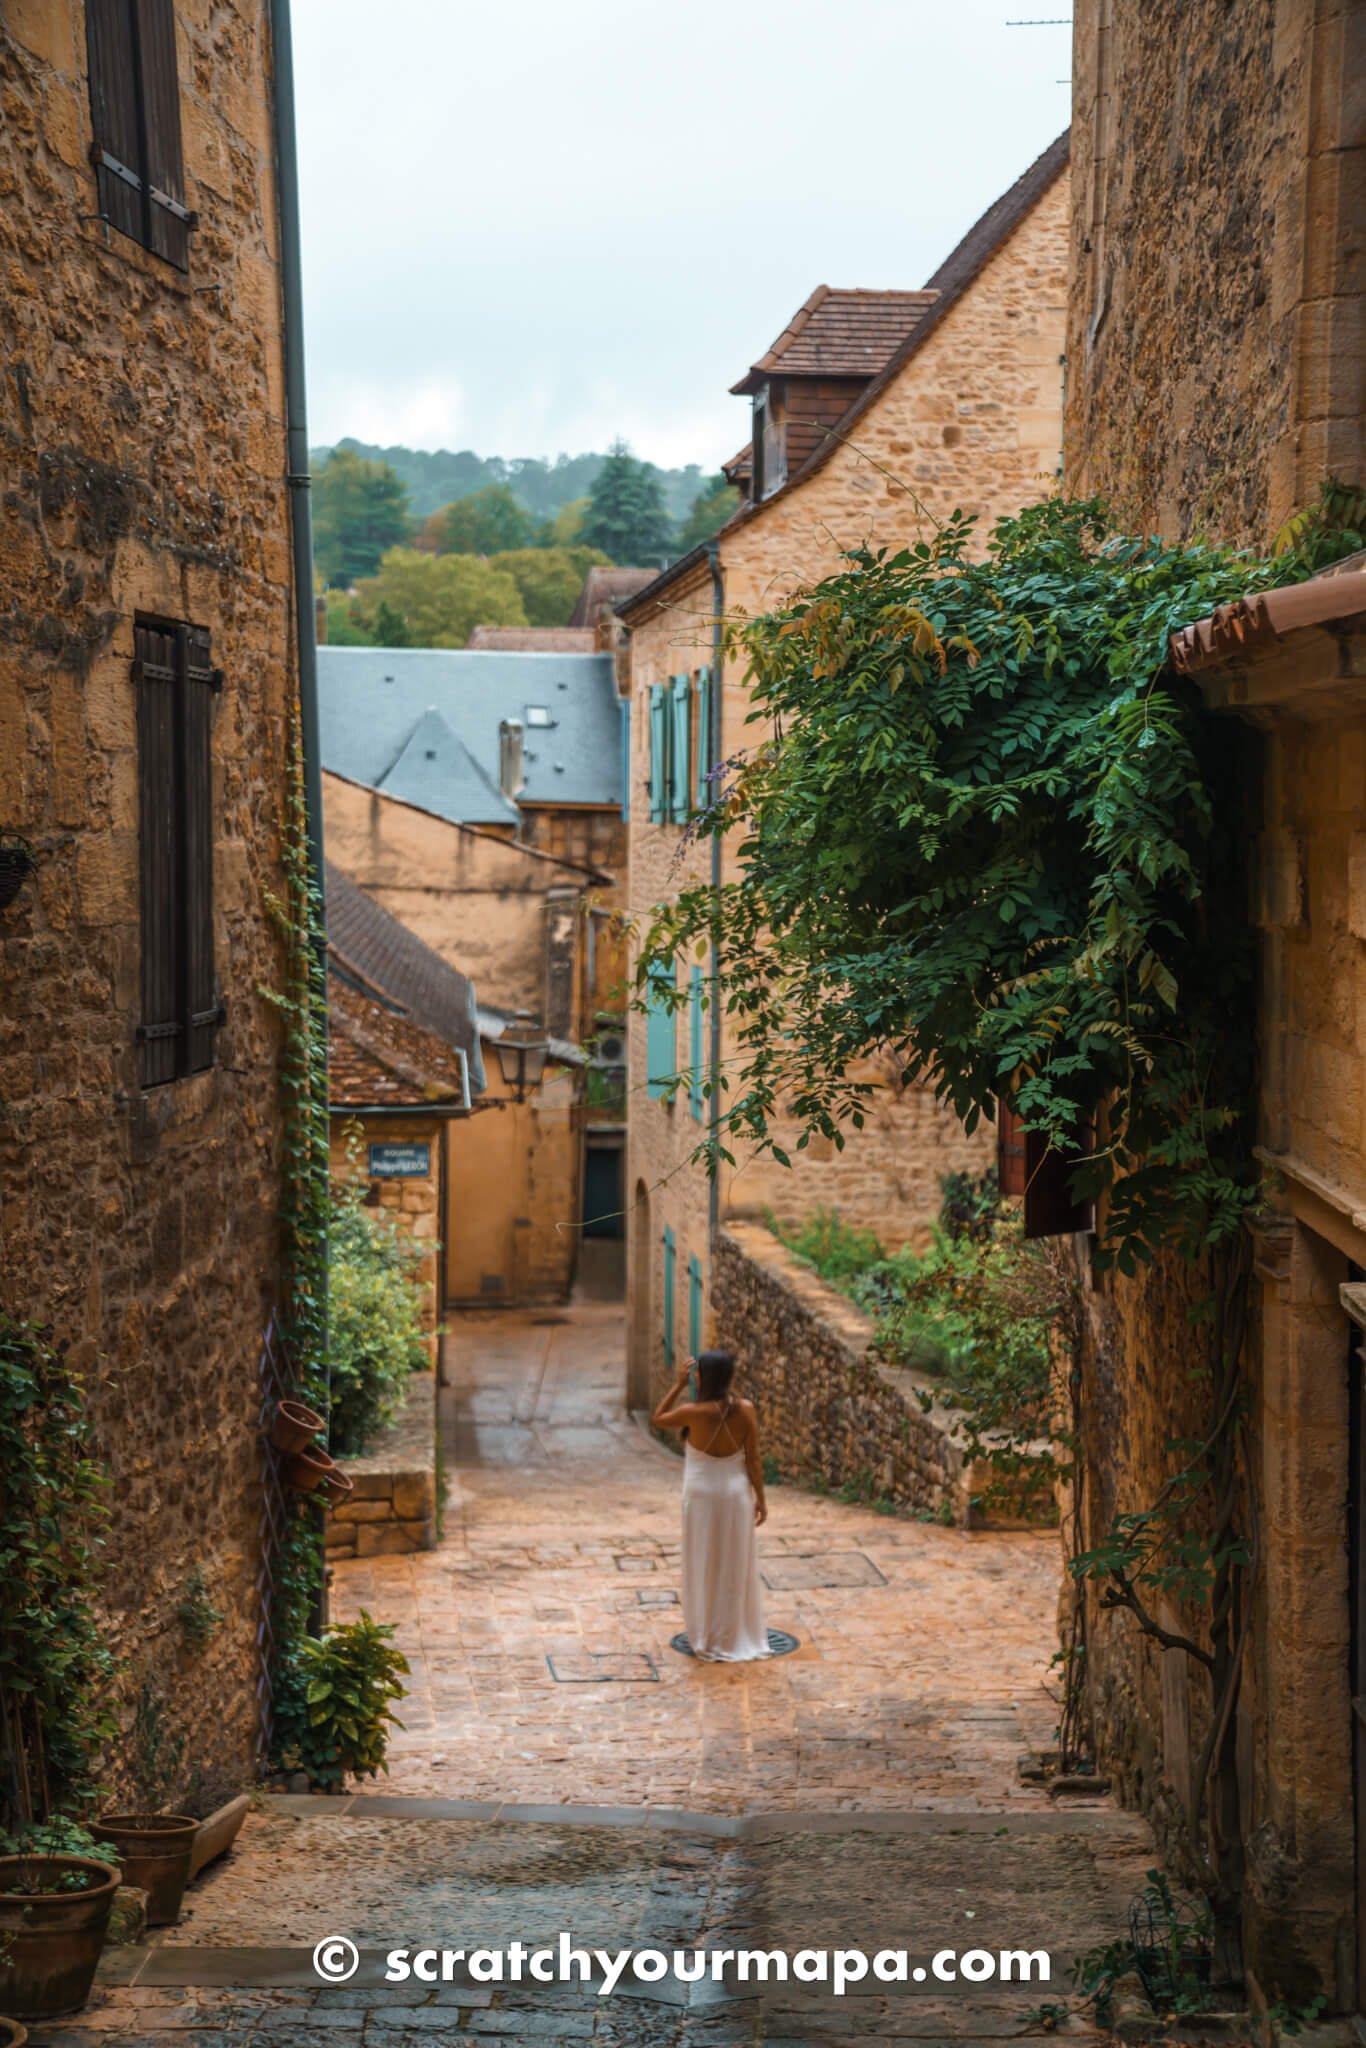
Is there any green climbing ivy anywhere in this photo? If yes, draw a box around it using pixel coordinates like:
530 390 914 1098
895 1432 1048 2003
0 1319 116 1829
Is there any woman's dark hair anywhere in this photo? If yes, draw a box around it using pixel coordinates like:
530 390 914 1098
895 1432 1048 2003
695 1350 736 1405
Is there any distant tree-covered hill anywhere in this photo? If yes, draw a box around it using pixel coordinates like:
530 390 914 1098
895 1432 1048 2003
311 438 709 525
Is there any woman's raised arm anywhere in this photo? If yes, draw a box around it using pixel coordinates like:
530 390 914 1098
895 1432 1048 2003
651 1359 695 1431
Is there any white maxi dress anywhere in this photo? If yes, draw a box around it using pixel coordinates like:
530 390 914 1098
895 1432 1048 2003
681 1413 771 1662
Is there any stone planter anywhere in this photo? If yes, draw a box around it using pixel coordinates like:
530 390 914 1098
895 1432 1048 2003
324 1372 438 1559
0 1855 120 2020
187 1793 251 1881
91 1815 197 1926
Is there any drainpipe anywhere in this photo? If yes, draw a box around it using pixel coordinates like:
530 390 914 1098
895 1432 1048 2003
705 540 724 1270
269 0 329 1628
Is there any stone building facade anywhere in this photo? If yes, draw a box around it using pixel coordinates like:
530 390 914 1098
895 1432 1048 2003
619 137 1070 1413
1064 0 1366 2010
0 0 306 1793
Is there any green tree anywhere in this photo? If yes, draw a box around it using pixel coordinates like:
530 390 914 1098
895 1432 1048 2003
313 448 411 587
430 484 539 555
544 497 589 546
580 440 674 564
490 545 609 626
676 473 740 554
351 548 526 648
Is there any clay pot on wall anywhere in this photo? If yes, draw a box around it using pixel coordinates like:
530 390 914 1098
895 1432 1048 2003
90 1815 197 1927
322 1467 354 1508
284 1444 337 1494
0 1855 120 2019
269 1399 325 1456
0 2016 28 2045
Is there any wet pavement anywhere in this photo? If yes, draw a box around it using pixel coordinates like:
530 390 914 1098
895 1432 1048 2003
33 1303 1153 2044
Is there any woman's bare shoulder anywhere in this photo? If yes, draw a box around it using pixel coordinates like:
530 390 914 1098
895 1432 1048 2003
735 1396 758 1422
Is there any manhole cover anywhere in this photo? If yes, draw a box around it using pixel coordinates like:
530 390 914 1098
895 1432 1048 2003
670 1628 801 1659
761 1552 887 1591
546 1652 659 1683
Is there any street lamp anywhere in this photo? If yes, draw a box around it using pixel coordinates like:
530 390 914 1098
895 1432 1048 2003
494 1010 550 1102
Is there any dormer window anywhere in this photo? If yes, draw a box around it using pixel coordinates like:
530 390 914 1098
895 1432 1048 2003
525 706 553 727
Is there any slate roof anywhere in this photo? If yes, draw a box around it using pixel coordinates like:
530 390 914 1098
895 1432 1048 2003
317 645 623 816
730 287 939 395
325 863 486 1092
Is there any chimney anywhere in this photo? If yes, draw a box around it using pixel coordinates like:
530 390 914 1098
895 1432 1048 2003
499 719 525 801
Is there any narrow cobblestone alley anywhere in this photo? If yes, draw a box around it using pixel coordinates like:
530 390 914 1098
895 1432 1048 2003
38 1306 1155 2045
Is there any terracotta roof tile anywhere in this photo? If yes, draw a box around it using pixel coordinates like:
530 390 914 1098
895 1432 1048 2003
730 287 938 395
325 864 484 1086
1169 566 1366 673
466 625 596 652
569 566 659 627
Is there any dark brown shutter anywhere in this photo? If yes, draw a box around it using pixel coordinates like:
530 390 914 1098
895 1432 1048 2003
136 620 182 1087
998 1096 1092 1238
86 0 145 248
135 0 190 270
997 1098 1027 1198
182 626 218 1073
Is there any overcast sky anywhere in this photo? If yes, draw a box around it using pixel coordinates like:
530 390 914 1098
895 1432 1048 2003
293 0 1071 472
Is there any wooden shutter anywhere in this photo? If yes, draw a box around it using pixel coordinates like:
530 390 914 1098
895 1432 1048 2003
645 962 676 1100
86 0 145 247
688 965 704 1121
181 625 219 1073
694 667 712 808
135 0 191 268
662 1228 676 1366
669 675 691 823
85 0 191 268
136 620 181 1087
998 1097 1091 1238
648 686 667 822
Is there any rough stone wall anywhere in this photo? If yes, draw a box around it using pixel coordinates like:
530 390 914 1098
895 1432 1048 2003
709 1224 970 1523
324 1371 438 1561
0 1 296 1796
623 170 1068 1405
1066 0 1366 544
330 1113 443 1371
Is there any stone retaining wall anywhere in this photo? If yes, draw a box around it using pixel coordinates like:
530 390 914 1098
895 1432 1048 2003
712 1224 973 1524
325 1372 438 1559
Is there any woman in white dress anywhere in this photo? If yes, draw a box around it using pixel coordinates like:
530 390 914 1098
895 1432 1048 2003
651 1350 771 1662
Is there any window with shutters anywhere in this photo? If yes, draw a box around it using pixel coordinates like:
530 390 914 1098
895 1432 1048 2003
85 0 194 270
996 1098 1093 1240
135 618 222 1088
645 962 676 1102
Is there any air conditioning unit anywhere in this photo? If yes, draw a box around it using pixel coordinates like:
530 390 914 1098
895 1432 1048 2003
592 1031 627 1069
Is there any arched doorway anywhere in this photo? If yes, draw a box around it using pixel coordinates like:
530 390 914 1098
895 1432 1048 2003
627 1178 651 1410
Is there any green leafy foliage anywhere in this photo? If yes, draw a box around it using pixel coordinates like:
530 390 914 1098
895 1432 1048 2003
327 1164 430 1458
346 548 527 648
488 545 610 625
0 1817 118 1894
676 473 741 554
272 1613 409 1788
766 1204 885 1287
427 484 539 556
580 440 674 565
313 448 412 588
1271 475 1366 573
0 1319 115 1831
312 440 709 527
637 496 1316 1269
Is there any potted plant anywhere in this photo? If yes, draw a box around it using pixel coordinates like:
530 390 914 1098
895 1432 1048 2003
0 838 36 912
269 1398 325 1456
180 1766 250 1883
0 1821 120 2022
0 2019 28 2045
92 1686 197 1927
284 1443 337 1493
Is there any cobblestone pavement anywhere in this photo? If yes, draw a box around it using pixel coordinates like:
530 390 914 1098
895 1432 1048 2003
31 1303 1155 2046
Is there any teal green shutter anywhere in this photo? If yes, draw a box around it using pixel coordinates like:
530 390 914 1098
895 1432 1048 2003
645 961 675 1099
663 1228 676 1366
694 666 712 807
688 965 704 1121
648 685 667 822
669 674 691 823
619 698 631 822
688 1254 703 1358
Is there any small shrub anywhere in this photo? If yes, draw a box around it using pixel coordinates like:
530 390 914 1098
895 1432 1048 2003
767 1205 885 1288
938 1168 1003 1246
176 1565 224 1653
327 1179 430 1457
272 1612 409 1789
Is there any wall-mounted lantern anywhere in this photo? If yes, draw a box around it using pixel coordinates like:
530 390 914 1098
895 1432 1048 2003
494 1010 550 1102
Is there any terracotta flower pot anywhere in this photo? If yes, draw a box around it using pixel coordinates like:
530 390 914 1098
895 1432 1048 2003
0 1855 120 2020
322 1466 354 1508
0 2017 29 2046
269 1399 325 1456
285 1445 336 1494
90 1815 197 1927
